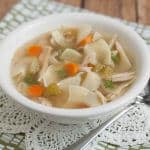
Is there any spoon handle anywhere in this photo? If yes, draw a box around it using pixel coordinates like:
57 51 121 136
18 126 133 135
65 103 136 150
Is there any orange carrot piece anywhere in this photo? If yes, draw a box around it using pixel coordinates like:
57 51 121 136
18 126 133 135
27 84 44 97
28 45 42 57
64 63 79 76
77 34 93 47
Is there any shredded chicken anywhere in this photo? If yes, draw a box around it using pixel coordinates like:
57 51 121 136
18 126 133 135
109 34 117 50
50 38 60 48
80 66 92 73
49 51 61 65
115 41 132 72
38 47 52 82
111 72 135 82
107 78 135 100
96 90 107 104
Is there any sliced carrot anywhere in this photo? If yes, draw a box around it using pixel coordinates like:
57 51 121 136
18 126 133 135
27 45 42 57
27 84 44 97
77 34 93 47
64 63 79 76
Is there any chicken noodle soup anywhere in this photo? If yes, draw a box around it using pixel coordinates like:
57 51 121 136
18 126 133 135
11 25 135 109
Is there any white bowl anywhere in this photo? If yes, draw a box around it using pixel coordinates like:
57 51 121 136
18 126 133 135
0 13 149 124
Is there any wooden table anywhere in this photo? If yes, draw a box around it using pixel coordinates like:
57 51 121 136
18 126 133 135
0 0 149 25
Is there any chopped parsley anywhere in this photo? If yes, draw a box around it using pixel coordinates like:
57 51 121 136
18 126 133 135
111 54 120 63
104 80 114 89
56 69 68 78
24 73 39 85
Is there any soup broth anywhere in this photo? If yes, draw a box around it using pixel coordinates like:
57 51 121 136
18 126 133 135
11 25 135 109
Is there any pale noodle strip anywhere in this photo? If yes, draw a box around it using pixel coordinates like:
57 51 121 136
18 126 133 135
38 47 52 82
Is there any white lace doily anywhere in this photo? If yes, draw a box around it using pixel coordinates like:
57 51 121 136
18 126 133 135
0 0 150 149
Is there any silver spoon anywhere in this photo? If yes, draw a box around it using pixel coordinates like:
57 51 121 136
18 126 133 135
65 80 150 150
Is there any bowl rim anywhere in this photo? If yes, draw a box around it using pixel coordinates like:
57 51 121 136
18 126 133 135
0 12 150 119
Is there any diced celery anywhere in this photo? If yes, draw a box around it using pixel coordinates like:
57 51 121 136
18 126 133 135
44 83 62 96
